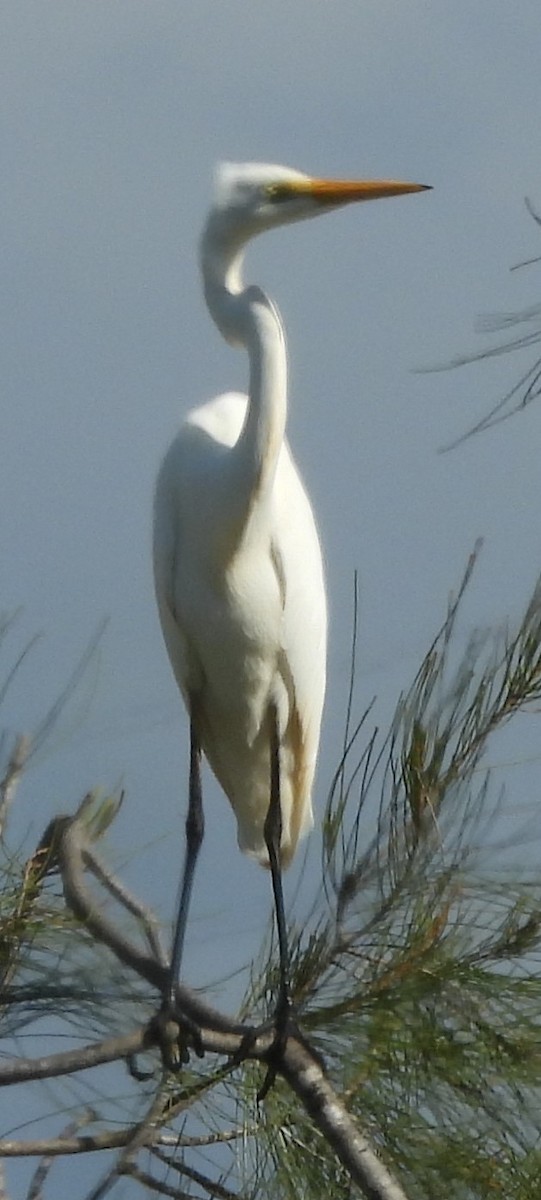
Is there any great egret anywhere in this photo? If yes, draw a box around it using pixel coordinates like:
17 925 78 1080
153 162 430 1018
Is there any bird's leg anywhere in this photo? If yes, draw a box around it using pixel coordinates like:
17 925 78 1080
264 704 291 1028
159 711 205 1068
170 713 204 997
256 704 292 1100
255 704 294 1099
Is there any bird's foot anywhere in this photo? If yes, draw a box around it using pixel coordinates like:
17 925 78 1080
152 999 204 1073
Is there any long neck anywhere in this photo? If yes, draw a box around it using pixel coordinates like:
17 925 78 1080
201 220 288 517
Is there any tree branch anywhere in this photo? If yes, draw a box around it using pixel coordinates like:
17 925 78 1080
26 1120 84 1200
0 1029 151 1086
48 809 246 1036
282 1040 410 1200
8 806 411 1200
0 1128 248 1160
83 840 168 967
151 1148 247 1200
0 1131 131 1159
121 1163 191 1199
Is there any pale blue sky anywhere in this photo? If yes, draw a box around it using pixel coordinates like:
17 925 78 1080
2 2 541 1189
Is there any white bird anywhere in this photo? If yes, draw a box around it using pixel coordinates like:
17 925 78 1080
153 162 430 1010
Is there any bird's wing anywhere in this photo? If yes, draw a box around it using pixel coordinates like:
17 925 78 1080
153 458 193 705
272 446 327 855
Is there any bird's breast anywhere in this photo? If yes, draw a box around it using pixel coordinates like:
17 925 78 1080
176 530 285 731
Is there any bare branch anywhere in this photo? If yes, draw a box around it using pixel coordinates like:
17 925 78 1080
151 1148 248 1200
113 1075 170 1178
0 1028 151 1086
80 1166 116 1200
84 844 168 967
122 1163 191 1199
281 1039 410 1200
0 1163 11 1200
48 809 246 1037
26 1120 83 1200
0 1128 248 1159
3 802 412 1198
157 1129 247 1148
0 1131 129 1159
79 1083 172 1200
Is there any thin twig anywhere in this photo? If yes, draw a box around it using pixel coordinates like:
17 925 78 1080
26 1120 82 1200
0 734 31 836
82 1082 171 1200
151 1148 246 1200
121 1163 191 1198
84 844 168 966
158 1130 247 1147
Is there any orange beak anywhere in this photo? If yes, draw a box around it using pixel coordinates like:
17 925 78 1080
294 176 431 205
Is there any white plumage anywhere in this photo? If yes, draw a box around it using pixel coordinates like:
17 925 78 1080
153 161 429 948
154 386 326 866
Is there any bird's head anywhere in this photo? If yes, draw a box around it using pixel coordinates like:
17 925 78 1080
208 160 430 243
200 161 431 335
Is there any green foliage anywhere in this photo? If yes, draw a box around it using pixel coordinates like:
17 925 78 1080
425 197 541 450
3 558 541 1197
247 555 541 1197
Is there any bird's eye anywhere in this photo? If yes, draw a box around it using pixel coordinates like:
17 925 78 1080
266 184 292 203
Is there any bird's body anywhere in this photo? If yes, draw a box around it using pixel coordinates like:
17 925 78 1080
154 162 429 1001
154 387 326 866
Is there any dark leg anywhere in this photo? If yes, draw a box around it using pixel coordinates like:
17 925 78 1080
263 704 290 1030
167 715 204 1005
256 705 292 1099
